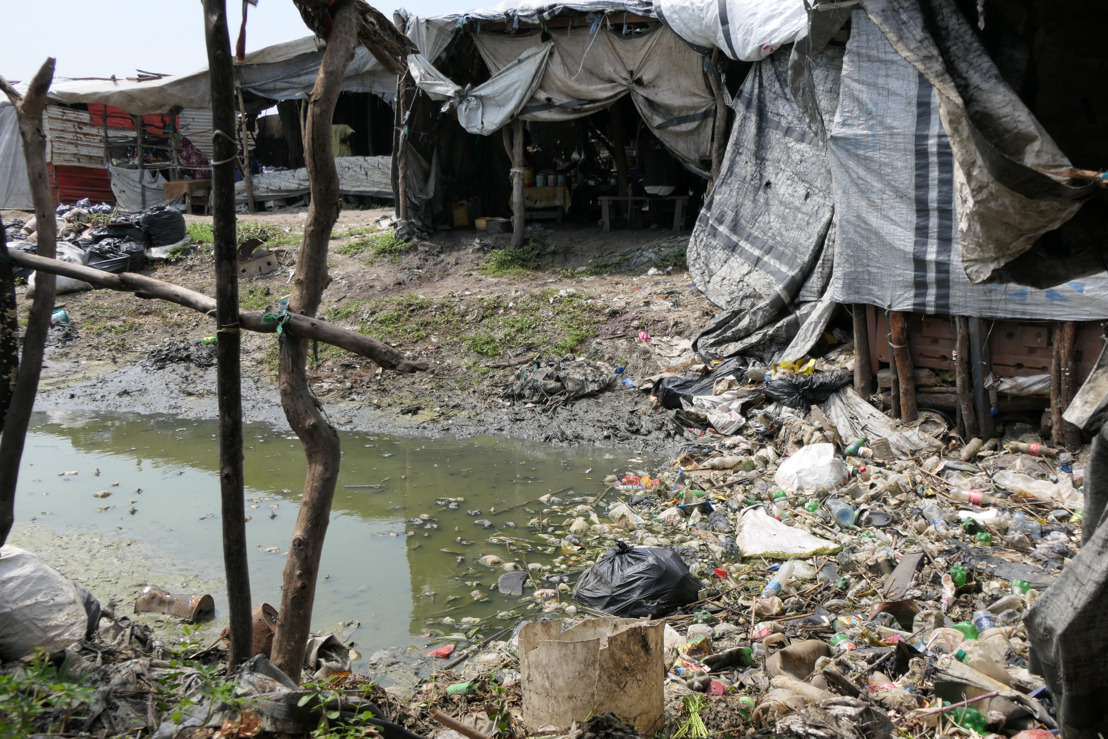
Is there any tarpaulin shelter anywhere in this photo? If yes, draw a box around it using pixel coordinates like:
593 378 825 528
0 33 399 211
395 0 730 232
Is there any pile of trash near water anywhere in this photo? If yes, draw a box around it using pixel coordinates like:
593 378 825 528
411 361 1082 738
5 202 187 294
0 356 1087 737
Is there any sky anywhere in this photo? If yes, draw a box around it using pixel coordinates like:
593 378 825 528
0 0 468 84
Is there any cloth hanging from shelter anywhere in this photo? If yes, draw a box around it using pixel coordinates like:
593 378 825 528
472 24 715 172
860 0 1093 286
827 11 1108 321
0 105 32 209
687 44 843 363
407 43 554 136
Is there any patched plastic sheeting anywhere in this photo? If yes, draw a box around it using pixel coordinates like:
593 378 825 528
108 164 168 214
687 44 843 363
656 0 807 61
0 104 32 210
827 12 1108 321
472 24 716 172
408 42 553 136
861 0 1092 285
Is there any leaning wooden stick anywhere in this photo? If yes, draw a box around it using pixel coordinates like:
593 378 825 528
8 250 428 373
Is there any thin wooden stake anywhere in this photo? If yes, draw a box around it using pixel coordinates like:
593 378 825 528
853 304 874 396
1061 321 1082 450
955 316 977 439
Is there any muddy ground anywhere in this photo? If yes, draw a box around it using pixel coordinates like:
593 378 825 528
13 206 716 453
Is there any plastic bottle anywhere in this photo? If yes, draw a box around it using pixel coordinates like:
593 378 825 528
196 336 217 345
804 498 820 513
1010 511 1042 539
829 633 855 652
844 437 869 456
51 308 70 325
950 621 979 640
975 531 992 546
948 706 987 733
921 504 951 535
950 565 968 588
971 610 996 634
826 499 857 527
1008 441 1057 458
760 561 796 598
950 488 995 506
1011 579 1031 594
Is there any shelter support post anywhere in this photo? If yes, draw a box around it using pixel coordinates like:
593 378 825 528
887 316 900 420
1060 321 1082 450
852 304 874 396
955 316 978 439
136 116 147 211
889 311 917 422
509 118 524 249
393 71 411 222
608 104 630 221
235 80 256 213
706 49 728 194
967 317 995 439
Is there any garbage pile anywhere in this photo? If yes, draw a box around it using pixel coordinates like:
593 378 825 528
421 362 1082 738
5 204 187 294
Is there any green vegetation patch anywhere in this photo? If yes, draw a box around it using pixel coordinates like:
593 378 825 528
327 289 604 359
336 230 412 261
480 238 545 276
186 221 300 249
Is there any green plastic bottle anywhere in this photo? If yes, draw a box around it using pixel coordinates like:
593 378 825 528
975 531 992 546
951 621 979 640
948 705 987 733
1012 579 1031 594
844 437 868 456
950 565 967 588
804 498 820 512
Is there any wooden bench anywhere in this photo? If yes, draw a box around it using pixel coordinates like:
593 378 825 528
599 195 688 232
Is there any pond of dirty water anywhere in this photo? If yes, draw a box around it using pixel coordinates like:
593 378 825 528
14 411 659 672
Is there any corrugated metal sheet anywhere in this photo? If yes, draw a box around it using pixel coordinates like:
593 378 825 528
45 106 105 168
179 108 215 160
50 164 114 205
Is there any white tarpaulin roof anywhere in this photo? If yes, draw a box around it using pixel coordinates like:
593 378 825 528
655 0 807 61
39 33 397 115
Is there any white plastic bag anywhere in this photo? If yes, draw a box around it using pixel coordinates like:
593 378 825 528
0 545 89 660
774 443 850 492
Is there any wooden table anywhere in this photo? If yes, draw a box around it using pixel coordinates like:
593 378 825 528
599 195 688 232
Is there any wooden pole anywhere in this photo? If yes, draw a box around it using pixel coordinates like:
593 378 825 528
1060 321 1082 450
955 316 978 439
968 317 995 438
0 226 16 432
202 0 252 671
270 0 358 682
889 311 917 422
0 60 58 548
235 78 257 213
510 117 524 248
391 72 404 219
887 315 900 420
852 304 874 396
609 103 630 220
705 49 728 195
136 115 147 210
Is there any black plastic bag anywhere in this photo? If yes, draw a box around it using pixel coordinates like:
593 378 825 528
763 369 852 410
140 206 186 247
653 356 747 410
572 541 702 617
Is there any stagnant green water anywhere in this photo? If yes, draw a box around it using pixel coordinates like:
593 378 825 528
15 411 656 667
